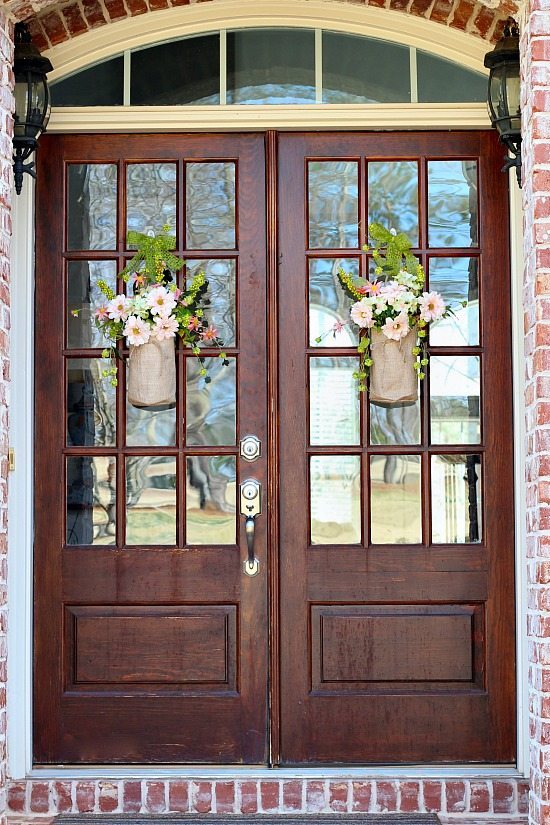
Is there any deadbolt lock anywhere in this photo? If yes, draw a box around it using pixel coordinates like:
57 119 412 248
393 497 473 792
240 479 262 518
240 435 261 462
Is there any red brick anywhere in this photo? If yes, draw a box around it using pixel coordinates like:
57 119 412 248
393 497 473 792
518 781 530 814
423 781 442 812
446 781 466 813
283 781 302 812
169 0 192 5
389 0 408 10
493 780 515 813
429 0 454 23
7 782 26 813
329 782 348 812
472 7 496 38
126 0 149 13
61 2 88 36
103 0 128 20
450 0 475 29
76 781 95 813
240 781 258 814
99 782 119 813
53 781 72 814
80 0 107 27
400 782 420 812
38 11 68 45
260 781 279 813
26 19 49 52
148 0 170 7
122 781 142 814
376 781 398 812
192 781 212 813
215 782 235 814
533 39 550 61
169 781 189 813
30 782 48 815
409 0 433 16
145 782 166 814
470 781 490 813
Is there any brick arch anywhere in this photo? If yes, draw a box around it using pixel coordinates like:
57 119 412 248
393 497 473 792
5 0 522 52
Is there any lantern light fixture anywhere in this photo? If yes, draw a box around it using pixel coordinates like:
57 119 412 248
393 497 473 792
484 18 522 187
12 22 53 195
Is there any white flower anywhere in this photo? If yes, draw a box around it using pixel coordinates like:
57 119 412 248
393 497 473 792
419 291 446 322
382 312 410 341
396 269 417 288
350 298 374 329
147 286 177 316
390 228 397 236
153 314 179 340
123 315 151 346
107 294 129 322
130 295 149 316
389 291 415 312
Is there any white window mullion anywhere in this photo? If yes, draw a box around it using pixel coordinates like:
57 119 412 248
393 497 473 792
315 29 322 104
220 29 227 106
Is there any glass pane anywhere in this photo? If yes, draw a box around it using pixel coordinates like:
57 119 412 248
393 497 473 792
126 359 176 447
308 161 359 249
67 359 116 446
68 164 117 250
186 455 236 544
66 456 116 546
368 161 419 246
186 259 236 346
126 456 176 545
428 160 478 248
429 257 479 346
430 355 480 444
67 260 117 349
131 35 220 105
227 29 315 104
186 162 236 249
370 401 420 446
370 454 421 544
310 455 361 545
309 258 359 347
310 357 360 446
322 33 410 103
431 454 482 543
417 52 486 103
126 163 176 239
51 57 123 106
186 357 236 446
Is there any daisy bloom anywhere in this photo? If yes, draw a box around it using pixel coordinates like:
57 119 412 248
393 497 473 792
419 291 446 322
201 325 218 342
107 294 129 322
350 298 375 329
123 315 151 346
369 281 382 295
153 314 179 340
382 312 410 341
95 305 109 321
187 316 200 332
147 285 177 316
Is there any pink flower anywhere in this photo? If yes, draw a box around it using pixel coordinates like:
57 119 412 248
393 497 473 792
332 320 346 334
382 312 410 341
95 305 109 321
350 298 374 329
200 325 218 342
419 291 446 322
123 315 151 346
147 285 177 316
380 281 408 299
153 314 179 340
369 281 382 295
173 287 182 300
107 294 129 322
187 316 200 332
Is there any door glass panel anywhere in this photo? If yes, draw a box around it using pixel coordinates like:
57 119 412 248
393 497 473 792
186 455 237 545
67 164 117 250
368 161 419 246
370 454 421 544
66 456 116 546
186 259 237 346
370 401 420 446
125 456 176 545
67 260 118 349
310 455 361 544
431 454 482 543
126 359 176 447
309 257 359 347
430 355 480 444
186 162 236 249
308 161 359 249
322 32 410 103
428 160 478 248
126 163 177 239
186 357 237 447
309 357 360 446
429 257 479 346
67 359 116 446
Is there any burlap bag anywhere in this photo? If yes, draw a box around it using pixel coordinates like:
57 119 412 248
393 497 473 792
369 327 418 405
128 337 176 408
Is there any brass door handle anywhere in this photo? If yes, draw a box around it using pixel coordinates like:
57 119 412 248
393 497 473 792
240 479 261 577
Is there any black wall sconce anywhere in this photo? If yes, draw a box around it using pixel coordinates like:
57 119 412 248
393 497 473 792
12 22 53 195
484 18 522 187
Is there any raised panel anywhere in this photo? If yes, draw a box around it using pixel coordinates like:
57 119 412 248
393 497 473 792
311 604 484 693
65 605 237 693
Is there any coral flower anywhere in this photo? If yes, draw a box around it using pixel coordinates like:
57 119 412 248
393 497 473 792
123 315 151 346
153 314 179 340
187 316 200 332
107 294 129 322
201 325 218 342
382 312 410 341
419 291 446 322
350 298 374 329
147 285 177 316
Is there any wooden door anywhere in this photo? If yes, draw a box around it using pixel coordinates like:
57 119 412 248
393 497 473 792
278 131 516 764
34 133 268 763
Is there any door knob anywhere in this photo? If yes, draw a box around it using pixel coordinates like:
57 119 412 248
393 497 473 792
240 479 261 576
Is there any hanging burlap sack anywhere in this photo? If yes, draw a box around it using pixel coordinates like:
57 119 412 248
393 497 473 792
369 327 418 405
128 337 176 408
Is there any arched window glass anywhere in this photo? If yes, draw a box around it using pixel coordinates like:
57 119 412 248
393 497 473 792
51 56 124 106
322 33 410 103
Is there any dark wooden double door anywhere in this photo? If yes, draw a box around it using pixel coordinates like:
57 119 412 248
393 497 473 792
35 131 515 765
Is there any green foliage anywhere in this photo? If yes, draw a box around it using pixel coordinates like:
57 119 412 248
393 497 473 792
120 226 184 283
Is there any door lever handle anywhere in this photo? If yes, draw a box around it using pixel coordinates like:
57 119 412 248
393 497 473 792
240 479 261 577
245 515 257 575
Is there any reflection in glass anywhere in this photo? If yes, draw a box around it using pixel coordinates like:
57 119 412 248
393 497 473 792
126 358 176 447
309 258 359 347
66 456 116 545
126 456 176 545
186 358 236 446
308 162 359 249
370 454 421 544
430 356 480 444
429 257 479 345
310 455 361 544
310 357 360 445
186 259 236 346
67 359 116 447
370 401 420 446
186 455 236 544
322 33 410 103
52 57 123 106
68 164 117 250
417 52 486 103
432 454 482 543
428 160 478 248
126 163 176 239
186 162 236 249
131 35 220 105
67 260 117 349
227 29 315 104
368 161 419 245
